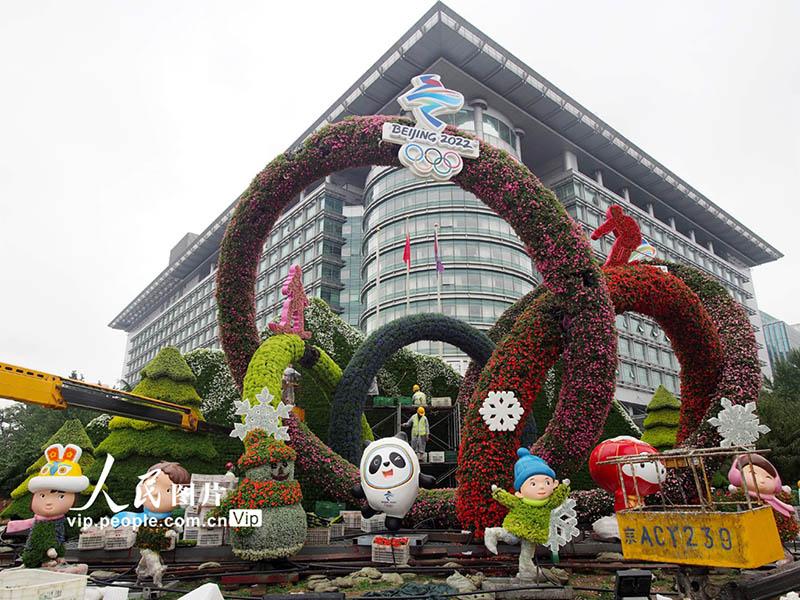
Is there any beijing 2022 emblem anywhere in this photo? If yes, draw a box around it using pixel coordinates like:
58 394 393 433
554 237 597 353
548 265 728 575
381 74 479 181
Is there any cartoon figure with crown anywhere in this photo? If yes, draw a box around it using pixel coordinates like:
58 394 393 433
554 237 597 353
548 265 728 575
10 444 90 569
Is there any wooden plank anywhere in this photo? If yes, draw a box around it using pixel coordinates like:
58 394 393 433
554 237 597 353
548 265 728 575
738 560 800 600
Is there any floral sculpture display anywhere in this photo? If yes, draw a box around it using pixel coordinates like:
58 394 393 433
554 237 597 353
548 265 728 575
7 444 90 570
216 115 618 474
210 430 306 560
211 112 761 541
485 449 574 580
590 205 642 267
264 262 756 533
457 262 724 533
268 264 311 339
111 462 190 587
1 420 96 522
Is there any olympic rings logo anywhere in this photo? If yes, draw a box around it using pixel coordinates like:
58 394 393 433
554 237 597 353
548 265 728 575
399 143 463 181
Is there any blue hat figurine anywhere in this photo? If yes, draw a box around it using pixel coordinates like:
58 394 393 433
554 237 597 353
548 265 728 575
513 448 556 491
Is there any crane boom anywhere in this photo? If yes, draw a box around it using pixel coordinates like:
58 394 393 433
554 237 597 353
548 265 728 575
0 361 232 436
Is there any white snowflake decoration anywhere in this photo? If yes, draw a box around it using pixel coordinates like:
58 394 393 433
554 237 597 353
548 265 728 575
780 592 800 600
230 387 293 442
479 391 524 432
547 497 580 553
707 398 770 448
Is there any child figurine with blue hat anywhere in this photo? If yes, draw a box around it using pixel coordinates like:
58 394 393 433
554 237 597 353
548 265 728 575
485 448 570 580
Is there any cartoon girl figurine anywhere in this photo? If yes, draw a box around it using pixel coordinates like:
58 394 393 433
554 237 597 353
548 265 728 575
7 444 90 569
728 454 794 517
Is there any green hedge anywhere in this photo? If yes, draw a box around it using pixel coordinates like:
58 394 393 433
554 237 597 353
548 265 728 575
85 347 219 511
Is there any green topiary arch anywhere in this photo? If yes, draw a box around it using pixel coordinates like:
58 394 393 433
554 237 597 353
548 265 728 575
328 314 495 464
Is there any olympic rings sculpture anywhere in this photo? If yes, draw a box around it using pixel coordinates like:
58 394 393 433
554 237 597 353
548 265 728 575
399 142 463 180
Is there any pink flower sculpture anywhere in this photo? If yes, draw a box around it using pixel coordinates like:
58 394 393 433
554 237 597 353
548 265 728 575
268 264 311 339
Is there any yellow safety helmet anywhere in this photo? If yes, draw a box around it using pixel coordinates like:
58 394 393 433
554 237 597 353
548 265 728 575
413 385 420 391
417 406 425 416
28 444 89 493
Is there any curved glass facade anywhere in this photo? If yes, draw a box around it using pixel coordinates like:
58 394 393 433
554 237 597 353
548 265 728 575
359 103 537 371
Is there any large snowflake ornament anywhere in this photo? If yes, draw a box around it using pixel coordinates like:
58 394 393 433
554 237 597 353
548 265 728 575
547 496 580 553
707 398 770 448
479 391 524 432
230 387 293 442
780 592 800 600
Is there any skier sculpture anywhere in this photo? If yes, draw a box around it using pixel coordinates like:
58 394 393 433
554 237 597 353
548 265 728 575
268 264 311 339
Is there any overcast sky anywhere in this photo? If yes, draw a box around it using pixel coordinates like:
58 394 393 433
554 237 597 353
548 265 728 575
1 0 798 388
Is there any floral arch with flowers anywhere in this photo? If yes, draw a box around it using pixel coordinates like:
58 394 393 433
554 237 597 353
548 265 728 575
215 116 760 531
455 261 761 532
217 115 618 465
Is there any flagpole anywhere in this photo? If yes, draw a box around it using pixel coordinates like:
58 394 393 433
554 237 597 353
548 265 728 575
375 226 381 331
435 223 443 360
405 216 410 317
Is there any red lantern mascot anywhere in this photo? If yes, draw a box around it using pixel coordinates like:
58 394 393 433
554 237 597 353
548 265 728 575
589 436 666 511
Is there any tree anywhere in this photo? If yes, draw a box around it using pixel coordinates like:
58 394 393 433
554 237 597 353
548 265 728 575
757 392 800 485
1 419 95 520
0 404 96 496
640 385 681 451
85 346 218 508
772 348 800 402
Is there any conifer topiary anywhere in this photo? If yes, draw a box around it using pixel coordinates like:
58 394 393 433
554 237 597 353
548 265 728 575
86 347 218 508
641 385 681 451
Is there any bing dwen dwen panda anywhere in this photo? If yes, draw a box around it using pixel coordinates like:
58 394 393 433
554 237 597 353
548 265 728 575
352 432 436 531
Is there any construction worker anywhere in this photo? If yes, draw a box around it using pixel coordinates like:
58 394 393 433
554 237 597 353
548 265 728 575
412 384 427 406
405 406 429 459
282 364 300 405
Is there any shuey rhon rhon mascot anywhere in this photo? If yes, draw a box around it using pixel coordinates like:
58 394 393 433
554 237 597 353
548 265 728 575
352 432 436 530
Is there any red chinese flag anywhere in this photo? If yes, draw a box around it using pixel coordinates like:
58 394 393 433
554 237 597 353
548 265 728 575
403 231 411 265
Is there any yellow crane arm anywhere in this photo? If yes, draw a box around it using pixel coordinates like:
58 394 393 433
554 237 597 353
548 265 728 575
0 361 231 435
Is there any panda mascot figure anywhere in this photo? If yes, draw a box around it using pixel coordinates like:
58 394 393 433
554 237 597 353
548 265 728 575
352 432 436 531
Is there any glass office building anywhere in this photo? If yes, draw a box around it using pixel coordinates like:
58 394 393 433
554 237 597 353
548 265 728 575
358 105 537 370
760 311 800 373
111 3 781 413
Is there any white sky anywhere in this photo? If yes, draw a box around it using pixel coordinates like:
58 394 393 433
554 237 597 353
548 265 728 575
1 0 798 388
